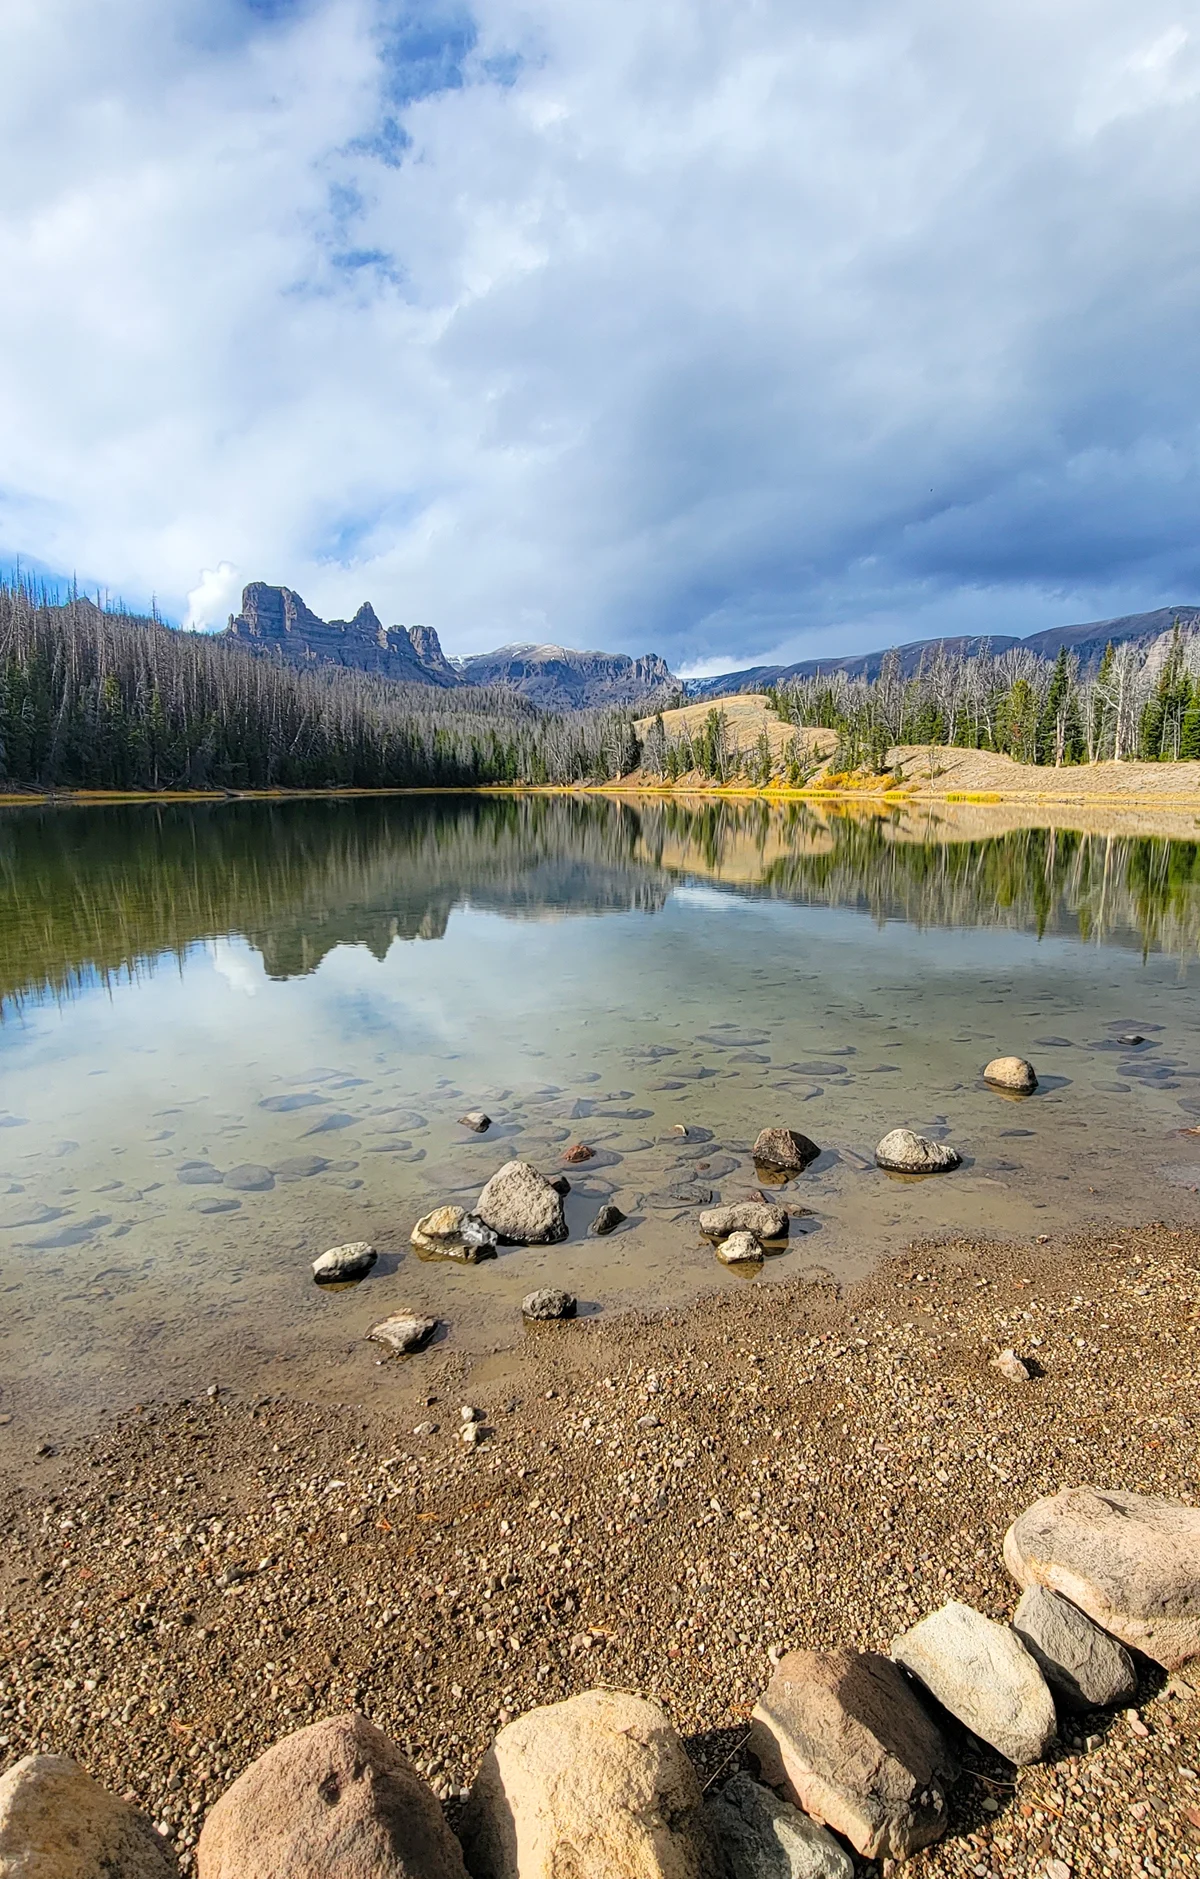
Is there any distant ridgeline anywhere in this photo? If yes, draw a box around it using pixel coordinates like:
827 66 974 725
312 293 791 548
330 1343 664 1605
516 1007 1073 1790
224 581 677 711
0 579 643 792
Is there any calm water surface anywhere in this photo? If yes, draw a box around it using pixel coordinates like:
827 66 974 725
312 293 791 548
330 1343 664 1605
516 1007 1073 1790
4 793 1200 1431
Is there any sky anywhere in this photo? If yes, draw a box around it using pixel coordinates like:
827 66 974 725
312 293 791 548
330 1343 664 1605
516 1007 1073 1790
2 0 1200 675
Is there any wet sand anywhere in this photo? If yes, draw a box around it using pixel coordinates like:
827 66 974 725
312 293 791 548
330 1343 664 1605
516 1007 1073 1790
2 1221 1197 1876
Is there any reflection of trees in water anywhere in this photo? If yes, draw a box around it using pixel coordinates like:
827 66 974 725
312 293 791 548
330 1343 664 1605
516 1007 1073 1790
4 794 1200 1015
0 795 664 1013
627 797 1200 958
758 820 1200 957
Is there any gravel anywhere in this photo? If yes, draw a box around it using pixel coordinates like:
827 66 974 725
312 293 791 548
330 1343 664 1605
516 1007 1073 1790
1 1221 1198 1876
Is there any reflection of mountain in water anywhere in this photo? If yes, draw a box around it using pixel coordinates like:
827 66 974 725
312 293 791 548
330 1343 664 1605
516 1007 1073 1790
0 796 668 1012
4 793 1200 1015
633 798 1200 960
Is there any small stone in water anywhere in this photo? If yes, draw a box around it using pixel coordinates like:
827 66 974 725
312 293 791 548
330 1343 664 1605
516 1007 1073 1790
312 1241 377 1282
589 1203 625 1236
366 1313 438 1354
563 1143 595 1164
459 1109 492 1132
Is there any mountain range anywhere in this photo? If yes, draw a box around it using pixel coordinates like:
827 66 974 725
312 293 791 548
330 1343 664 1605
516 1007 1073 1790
688 606 1200 698
220 584 1200 711
223 583 677 710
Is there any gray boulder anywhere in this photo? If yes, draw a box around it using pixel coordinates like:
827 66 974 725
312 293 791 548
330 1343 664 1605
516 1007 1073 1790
706 1773 853 1879
752 1129 820 1172
1012 1585 1137 1709
475 1161 568 1244
312 1240 377 1282
875 1130 961 1174
459 1688 721 1878
892 1601 1056 1765
1003 1485 1200 1670
411 1205 498 1263
522 1288 577 1321
0 1756 176 1879
459 1110 492 1132
699 1202 788 1240
747 1648 954 1861
196 1713 467 1879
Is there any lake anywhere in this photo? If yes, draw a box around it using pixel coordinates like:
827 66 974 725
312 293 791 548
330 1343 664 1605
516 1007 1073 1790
4 791 1200 1436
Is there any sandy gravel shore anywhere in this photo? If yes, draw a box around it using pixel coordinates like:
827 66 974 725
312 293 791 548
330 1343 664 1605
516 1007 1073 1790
2 1222 1198 1876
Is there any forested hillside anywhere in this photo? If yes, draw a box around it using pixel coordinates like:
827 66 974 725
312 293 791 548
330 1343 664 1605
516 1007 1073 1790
766 629 1200 775
0 581 641 791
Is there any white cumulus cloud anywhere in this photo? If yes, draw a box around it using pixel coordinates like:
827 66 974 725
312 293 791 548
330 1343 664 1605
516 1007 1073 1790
1 0 1200 670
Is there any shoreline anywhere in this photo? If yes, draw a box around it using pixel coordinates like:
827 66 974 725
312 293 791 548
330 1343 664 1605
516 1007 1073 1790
3 1220 1197 1874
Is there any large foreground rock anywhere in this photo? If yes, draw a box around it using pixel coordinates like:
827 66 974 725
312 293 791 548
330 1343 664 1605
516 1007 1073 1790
706 1773 853 1879
196 1713 468 1879
459 1688 721 1878
0 1754 177 1879
747 1648 954 1862
475 1161 568 1244
874 1130 961 1174
983 1055 1037 1093
1012 1585 1137 1709
892 1601 1056 1765
752 1129 820 1173
699 1202 788 1240
1003 1486 1200 1669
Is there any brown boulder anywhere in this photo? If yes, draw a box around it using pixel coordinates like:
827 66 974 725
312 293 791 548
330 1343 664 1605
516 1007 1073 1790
0 1754 177 1879
196 1713 468 1879
747 1649 954 1862
1003 1486 1200 1669
752 1129 819 1173
459 1688 721 1878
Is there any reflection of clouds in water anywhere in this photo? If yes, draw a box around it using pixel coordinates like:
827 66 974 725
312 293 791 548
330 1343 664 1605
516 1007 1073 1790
210 939 262 998
672 886 742 913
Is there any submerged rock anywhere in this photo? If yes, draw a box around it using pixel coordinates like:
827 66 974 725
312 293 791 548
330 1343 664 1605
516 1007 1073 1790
699 1202 787 1240
366 1313 438 1355
892 1600 1057 1766
716 1231 764 1265
476 1161 568 1244
1012 1585 1137 1710
984 1056 1038 1093
546 1173 571 1195
312 1240 377 1282
196 1713 467 1879
459 1689 721 1879
752 1129 820 1172
522 1288 577 1321
706 1772 853 1879
875 1129 961 1174
748 1648 954 1862
410 1205 498 1263
0 1754 177 1879
1003 1485 1200 1669
563 1143 595 1165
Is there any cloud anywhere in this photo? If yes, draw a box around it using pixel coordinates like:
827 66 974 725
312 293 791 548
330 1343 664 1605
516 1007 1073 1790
2 0 1200 670
184 561 242 631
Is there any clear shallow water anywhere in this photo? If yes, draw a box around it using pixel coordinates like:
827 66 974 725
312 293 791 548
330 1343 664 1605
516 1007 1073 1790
4 793 1200 1431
